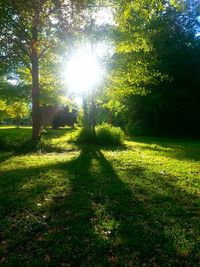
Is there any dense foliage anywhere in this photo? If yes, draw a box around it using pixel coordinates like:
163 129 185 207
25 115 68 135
1 2 200 265
0 0 90 140
1 0 200 138
76 123 124 146
103 0 200 137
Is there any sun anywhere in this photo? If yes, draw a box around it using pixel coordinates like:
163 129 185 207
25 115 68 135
65 50 102 95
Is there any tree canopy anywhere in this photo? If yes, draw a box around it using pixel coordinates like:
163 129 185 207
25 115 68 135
0 0 200 137
100 0 200 136
0 0 89 139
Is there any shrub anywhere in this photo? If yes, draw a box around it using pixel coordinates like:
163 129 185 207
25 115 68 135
0 136 62 153
96 123 124 146
0 136 37 153
37 138 63 153
76 127 97 144
76 124 124 146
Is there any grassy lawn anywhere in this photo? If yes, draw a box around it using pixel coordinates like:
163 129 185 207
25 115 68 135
0 126 32 138
0 127 199 266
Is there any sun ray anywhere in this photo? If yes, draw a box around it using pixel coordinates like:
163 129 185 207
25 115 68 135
65 50 102 95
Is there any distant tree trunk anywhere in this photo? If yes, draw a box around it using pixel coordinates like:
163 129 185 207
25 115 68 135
31 47 40 141
108 110 112 125
83 95 89 127
16 117 20 128
91 95 95 132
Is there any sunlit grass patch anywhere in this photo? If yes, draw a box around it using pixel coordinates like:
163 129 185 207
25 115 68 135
0 127 199 266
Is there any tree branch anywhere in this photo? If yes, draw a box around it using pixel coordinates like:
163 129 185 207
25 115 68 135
12 48 32 72
2 32 31 59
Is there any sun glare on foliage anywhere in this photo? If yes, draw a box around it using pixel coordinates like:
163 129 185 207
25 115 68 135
65 50 102 94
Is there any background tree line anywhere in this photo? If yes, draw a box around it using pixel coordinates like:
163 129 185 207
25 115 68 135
102 0 200 137
0 0 200 138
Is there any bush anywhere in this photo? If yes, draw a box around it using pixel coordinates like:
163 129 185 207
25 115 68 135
37 138 63 153
76 124 124 146
0 136 62 153
96 123 124 146
0 136 36 153
75 127 97 144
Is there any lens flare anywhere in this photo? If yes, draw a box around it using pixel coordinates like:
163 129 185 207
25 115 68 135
65 51 102 94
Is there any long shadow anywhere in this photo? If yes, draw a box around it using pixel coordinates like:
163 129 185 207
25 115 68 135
0 152 13 165
43 148 200 266
0 162 54 218
0 148 199 266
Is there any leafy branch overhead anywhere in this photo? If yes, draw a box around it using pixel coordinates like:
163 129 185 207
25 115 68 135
0 0 91 140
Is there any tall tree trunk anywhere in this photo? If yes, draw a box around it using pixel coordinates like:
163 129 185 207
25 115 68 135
83 95 89 128
91 94 95 132
31 48 40 141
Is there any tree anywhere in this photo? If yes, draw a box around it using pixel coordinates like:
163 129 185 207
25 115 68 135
6 101 29 127
0 0 87 140
0 99 7 122
102 0 200 136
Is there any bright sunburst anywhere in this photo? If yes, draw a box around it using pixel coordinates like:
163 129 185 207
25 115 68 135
65 50 102 94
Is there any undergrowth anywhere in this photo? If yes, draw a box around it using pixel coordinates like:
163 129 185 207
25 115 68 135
0 136 63 153
76 124 124 146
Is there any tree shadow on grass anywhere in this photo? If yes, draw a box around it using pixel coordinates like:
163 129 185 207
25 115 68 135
43 148 200 266
0 153 13 165
0 148 199 266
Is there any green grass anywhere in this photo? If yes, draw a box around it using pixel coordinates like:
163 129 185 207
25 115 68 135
0 126 32 138
0 127 199 266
